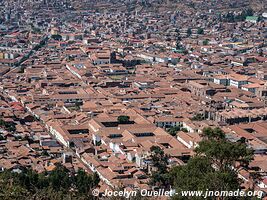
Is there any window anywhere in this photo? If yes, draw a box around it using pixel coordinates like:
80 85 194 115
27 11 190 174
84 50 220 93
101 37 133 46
134 132 154 137
108 134 122 138
244 128 255 133
67 129 89 134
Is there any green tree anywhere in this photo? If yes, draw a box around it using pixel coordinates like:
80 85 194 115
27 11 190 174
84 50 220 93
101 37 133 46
245 7 254 17
197 28 204 34
167 126 180 136
149 146 170 187
74 169 100 195
169 156 215 194
75 169 92 194
192 113 204 121
150 146 168 172
117 115 130 124
49 163 71 191
170 127 253 200
196 128 253 171
0 164 99 200
181 128 188 133
92 172 100 187
201 127 225 140
203 39 209 46
0 119 16 132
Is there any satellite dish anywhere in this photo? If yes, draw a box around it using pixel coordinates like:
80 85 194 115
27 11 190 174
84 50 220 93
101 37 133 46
262 13 267 18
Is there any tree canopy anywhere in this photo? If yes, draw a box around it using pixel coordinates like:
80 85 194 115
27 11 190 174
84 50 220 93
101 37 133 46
117 115 130 124
0 163 100 200
221 8 254 23
191 113 204 121
148 127 254 199
0 118 16 132
167 126 180 136
149 146 170 187
196 127 253 171
197 28 204 34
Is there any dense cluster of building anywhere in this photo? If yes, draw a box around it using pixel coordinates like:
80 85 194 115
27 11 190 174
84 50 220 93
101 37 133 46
0 0 267 197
